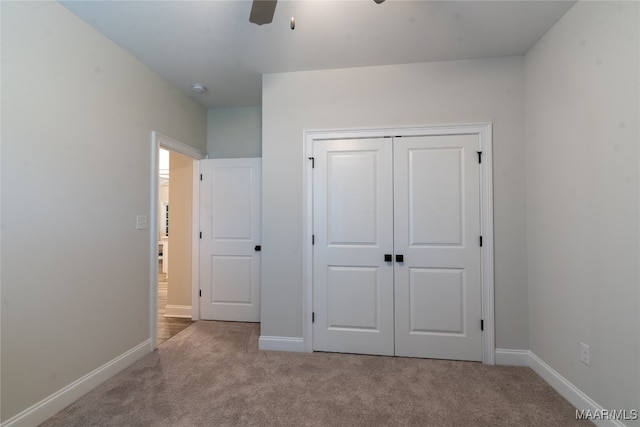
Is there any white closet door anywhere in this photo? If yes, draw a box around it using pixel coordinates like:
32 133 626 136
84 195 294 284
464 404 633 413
199 158 261 322
393 135 482 361
312 138 395 356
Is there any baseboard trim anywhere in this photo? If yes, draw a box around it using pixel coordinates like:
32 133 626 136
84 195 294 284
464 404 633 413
495 349 625 427
163 304 192 318
1 339 151 427
528 352 625 427
258 335 306 352
495 348 531 366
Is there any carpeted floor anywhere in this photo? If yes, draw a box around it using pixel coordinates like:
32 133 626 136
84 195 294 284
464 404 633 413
41 321 592 426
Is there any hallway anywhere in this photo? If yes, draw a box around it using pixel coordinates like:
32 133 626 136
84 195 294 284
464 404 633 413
157 261 193 345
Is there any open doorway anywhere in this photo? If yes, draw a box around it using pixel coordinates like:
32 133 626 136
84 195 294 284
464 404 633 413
150 132 205 349
157 147 194 345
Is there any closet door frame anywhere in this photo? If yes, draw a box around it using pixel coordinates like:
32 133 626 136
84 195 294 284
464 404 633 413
302 123 495 364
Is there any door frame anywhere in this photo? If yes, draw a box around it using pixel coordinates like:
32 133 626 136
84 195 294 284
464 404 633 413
302 123 495 364
149 132 205 350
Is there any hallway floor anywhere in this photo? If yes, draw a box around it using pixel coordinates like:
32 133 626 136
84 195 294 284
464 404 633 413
157 261 193 345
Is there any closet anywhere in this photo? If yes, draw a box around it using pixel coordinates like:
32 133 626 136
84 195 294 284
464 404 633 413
312 134 483 361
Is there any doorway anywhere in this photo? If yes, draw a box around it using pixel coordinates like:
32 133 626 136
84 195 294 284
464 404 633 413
150 132 205 349
156 147 194 344
303 124 496 363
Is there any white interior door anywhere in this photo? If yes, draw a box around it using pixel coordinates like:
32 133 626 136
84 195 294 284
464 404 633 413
312 134 483 361
393 135 482 361
199 158 261 322
312 138 395 355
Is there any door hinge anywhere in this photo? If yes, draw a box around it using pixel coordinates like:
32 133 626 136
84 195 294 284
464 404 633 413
477 151 482 164
200 173 203 181
312 312 315 323
308 157 315 168
200 231 202 239
481 319 484 331
199 289 202 297
479 236 483 247
312 234 315 245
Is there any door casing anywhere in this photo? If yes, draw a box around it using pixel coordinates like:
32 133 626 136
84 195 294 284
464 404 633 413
149 131 205 350
303 123 495 364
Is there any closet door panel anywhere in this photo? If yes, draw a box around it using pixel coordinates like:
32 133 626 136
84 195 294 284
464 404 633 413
393 135 483 361
312 138 395 356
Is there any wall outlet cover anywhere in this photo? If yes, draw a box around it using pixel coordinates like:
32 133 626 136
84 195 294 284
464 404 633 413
580 342 591 367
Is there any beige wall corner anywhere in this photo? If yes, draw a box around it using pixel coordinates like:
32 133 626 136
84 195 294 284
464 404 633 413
167 151 194 309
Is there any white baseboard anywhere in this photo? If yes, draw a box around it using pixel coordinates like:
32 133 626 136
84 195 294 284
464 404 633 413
164 304 192 318
1 340 151 427
258 335 306 352
528 352 626 427
495 348 531 366
496 348 626 427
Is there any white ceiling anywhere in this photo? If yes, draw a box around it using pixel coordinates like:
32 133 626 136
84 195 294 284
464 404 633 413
60 0 576 109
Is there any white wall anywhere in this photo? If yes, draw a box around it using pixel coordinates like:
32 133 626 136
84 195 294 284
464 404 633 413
525 1 639 420
261 57 528 349
207 107 262 158
0 1 206 421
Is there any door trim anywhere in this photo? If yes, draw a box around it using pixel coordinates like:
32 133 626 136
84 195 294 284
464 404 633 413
302 123 495 364
191 162 201 321
150 132 205 350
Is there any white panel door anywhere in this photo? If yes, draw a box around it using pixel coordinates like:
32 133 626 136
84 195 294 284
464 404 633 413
200 158 261 322
312 134 482 361
312 139 395 355
393 135 482 361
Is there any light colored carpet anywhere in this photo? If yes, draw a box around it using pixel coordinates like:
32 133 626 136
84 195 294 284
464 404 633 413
41 321 592 426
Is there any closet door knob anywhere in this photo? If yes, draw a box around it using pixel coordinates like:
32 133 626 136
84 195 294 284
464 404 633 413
395 254 404 263
384 254 392 262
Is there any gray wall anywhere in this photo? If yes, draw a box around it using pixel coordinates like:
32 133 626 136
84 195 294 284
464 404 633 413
261 57 529 350
207 107 262 158
525 1 639 419
1 2 206 421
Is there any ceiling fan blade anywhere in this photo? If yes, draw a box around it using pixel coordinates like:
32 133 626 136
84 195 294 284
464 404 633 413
249 0 278 25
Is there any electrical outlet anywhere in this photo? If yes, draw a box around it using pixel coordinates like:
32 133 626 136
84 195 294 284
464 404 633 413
580 342 591 366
